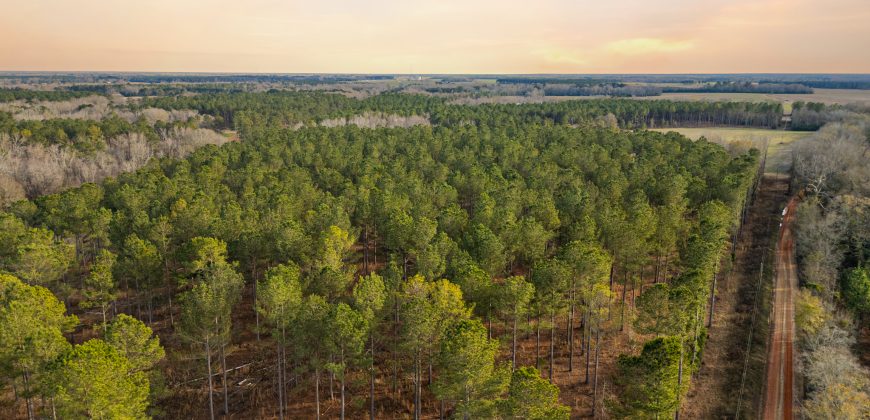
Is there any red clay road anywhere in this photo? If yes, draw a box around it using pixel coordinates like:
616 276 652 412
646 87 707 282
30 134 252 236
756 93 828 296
762 196 798 420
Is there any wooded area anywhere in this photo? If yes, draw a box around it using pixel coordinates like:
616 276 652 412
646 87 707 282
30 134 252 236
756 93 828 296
791 118 870 418
0 88 769 418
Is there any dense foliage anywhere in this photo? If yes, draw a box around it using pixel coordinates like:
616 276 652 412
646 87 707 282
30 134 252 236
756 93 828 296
0 111 197 153
139 90 785 129
0 90 761 418
792 118 870 418
0 88 102 103
663 82 813 94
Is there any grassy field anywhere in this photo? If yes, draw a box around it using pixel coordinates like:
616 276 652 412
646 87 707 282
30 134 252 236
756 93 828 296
651 127 812 174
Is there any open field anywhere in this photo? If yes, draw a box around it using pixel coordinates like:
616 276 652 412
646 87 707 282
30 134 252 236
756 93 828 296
651 128 811 174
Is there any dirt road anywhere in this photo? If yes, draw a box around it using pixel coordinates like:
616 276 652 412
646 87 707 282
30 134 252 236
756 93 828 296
762 196 798 420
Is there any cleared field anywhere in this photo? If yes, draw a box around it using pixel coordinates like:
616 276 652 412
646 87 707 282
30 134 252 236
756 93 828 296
651 127 811 174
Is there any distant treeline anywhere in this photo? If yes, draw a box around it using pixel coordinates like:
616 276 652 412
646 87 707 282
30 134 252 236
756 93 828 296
424 86 468 94
139 90 785 129
124 74 394 84
497 80 815 96
663 82 813 94
0 88 103 102
496 78 612 86
766 80 870 90
66 83 250 97
543 84 661 97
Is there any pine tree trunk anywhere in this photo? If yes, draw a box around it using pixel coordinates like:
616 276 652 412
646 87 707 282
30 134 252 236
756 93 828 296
168 290 174 326
221 345 229 415
585 321 591 384
315 367 321 420
511 310 518 369
535 318 541 370
568 298 575 374
655 254 661 283
609 262 615 290
253 262 260 342
364 226 369 275
148 297 154 324
393 296 400 397
414 354 421 420
370 332 376 420
282 333 290 411
22 370 33 420
675 342 684 420
340 352 346 420
206 342 215 420
549 312 555 382
620 272 628 331
592 317 602 418
277 343 284 420
330 364 335 401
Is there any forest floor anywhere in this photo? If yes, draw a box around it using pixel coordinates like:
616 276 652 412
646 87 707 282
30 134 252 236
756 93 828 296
681 174 790 419
147 275 652 419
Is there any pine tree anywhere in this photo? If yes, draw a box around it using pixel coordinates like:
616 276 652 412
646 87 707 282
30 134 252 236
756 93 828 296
257 263 303 420
498 366 570 420
81 249 117 332
431 319 509 419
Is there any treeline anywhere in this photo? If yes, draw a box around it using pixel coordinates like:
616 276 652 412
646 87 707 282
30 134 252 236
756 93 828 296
436 99 783 129
792 118 870 418
0 88 102 103
496 77 611 86
789 101 859 131
770 80 870 90
0 115 758 418
664 82 813 94
543 84 662 97
496 80 814 96
66 83 250 98
125 74 392 84
140 91 786 130
137 91 441 129
0 111 199 154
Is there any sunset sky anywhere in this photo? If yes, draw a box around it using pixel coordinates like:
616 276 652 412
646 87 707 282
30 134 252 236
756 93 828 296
1 0 869 74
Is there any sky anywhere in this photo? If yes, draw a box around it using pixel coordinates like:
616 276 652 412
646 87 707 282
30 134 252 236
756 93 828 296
1 0 869 74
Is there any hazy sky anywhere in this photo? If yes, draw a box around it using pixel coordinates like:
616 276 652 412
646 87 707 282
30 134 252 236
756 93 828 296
2 0 869 73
